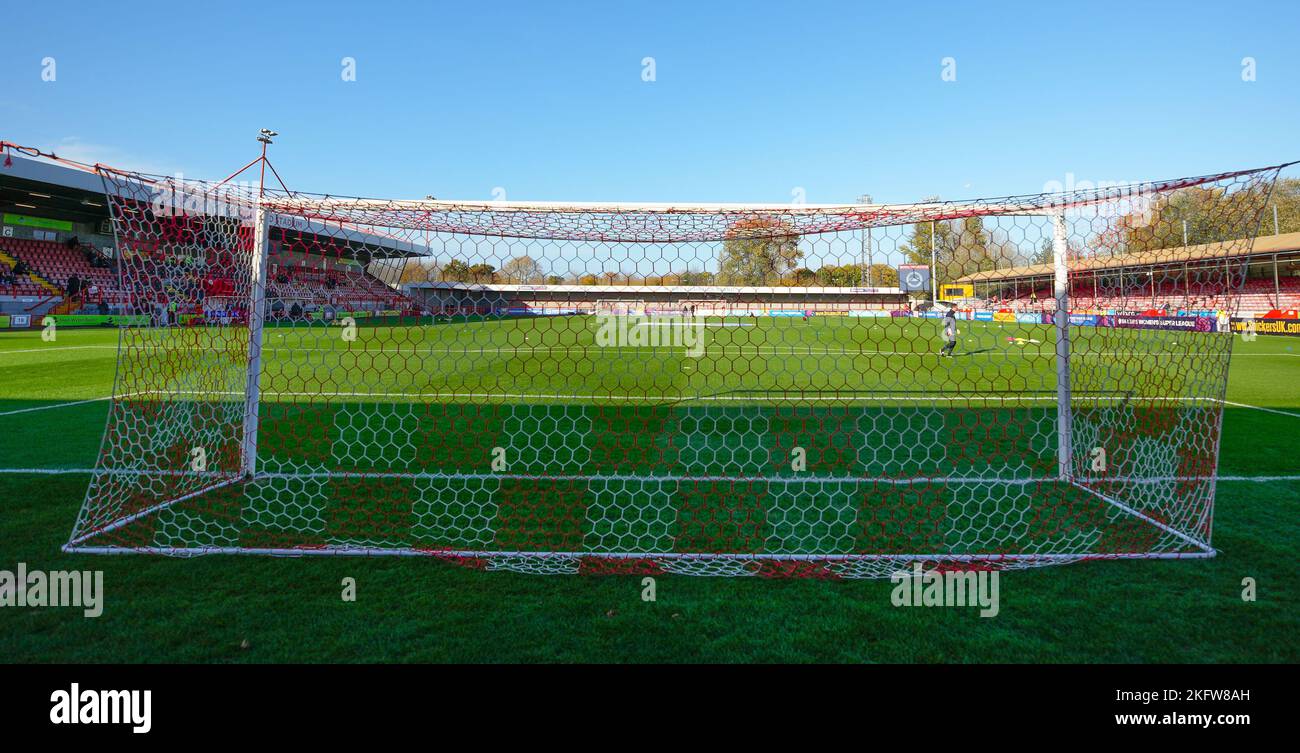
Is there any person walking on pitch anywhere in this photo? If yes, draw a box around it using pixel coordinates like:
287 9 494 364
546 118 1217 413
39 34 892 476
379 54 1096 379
941 308 958 358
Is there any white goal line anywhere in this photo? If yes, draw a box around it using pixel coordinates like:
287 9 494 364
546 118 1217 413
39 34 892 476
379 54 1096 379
152 388 1222 403
5 467 1298 483
15 388 1296 419
59 545 1215 562
10 466 1293 484
58 546 1216 561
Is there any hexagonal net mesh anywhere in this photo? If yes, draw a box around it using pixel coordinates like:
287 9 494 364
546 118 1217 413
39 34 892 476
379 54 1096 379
66 160 1286 578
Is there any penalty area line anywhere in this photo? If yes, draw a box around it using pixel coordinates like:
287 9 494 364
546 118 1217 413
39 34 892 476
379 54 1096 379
0 391 147 418
1219 400 1300 420
0 396 114 417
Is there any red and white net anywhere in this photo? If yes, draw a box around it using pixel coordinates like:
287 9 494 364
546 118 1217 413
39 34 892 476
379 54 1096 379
68 161 1284 578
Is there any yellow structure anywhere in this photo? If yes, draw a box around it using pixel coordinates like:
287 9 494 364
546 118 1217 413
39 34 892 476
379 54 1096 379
939 283 974 299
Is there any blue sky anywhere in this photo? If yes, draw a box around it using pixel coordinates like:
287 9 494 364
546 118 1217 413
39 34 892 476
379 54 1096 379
1 0 1296 205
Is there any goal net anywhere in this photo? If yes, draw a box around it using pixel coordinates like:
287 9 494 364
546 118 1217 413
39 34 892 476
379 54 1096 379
67 158 1286 578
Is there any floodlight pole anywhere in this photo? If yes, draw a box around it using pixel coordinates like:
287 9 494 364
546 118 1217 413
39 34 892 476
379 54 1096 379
1051 210 1072 481
241 131 275 478
929 220 938 301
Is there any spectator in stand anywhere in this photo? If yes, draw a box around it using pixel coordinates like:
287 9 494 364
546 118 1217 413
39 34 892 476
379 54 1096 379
66 274 82 300
12 259 28 277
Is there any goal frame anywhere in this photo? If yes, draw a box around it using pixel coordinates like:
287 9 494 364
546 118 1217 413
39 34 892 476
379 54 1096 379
58 149 1291 576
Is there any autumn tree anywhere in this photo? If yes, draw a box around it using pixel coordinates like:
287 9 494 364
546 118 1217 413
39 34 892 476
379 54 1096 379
397 258 440 285
467 263 496 283
1269 177 1300 234
948 216 995 280
677 268 714 286
500 255 545 284
866 264 900 287
717 217 803 286
440 259 471 282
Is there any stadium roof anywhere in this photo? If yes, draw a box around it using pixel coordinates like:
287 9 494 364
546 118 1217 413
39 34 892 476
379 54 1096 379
0 153 429 258
955 231 1300 284
0 152 110 226
407 281 904 296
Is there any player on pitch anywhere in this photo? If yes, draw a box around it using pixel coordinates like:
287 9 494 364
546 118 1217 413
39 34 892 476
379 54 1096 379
940 308 958 358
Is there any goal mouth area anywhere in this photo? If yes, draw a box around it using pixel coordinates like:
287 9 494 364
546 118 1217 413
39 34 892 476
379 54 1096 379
64 384 1215 577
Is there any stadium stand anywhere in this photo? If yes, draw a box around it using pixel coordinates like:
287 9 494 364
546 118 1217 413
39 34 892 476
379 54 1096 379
991 275 1300 313
959 231 1300 315
1 236 416 320
1 237 121 305
268 264 411 312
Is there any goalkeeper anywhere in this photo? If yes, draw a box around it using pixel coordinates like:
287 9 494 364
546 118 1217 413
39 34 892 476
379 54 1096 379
940 308 958 357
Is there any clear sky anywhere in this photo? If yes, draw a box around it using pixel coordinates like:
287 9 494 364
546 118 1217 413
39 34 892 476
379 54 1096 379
1 0 1296 205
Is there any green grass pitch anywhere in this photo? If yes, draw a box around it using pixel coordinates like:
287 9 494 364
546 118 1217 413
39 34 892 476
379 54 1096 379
1 315 1297 662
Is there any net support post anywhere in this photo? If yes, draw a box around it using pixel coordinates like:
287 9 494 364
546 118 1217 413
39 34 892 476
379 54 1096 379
929 220 938 301
241 204 271 478
1052 209 1072 482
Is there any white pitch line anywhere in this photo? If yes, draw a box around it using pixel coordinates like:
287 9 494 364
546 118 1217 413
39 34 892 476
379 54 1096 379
2 467 1297 482
0 467 100 474
4 341 1296 359
0 396 114 417
0 390 147 418
185 389 1086 402
0 345 119 355
1219 400 1300 419
635 322 754 328
18 389 1296 423
125 389 1300 419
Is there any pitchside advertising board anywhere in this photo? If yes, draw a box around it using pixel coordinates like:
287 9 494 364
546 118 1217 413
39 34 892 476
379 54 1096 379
908 309 1279 334
897 264 930 293
1108 314 1217 333
1232 317 1300 336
